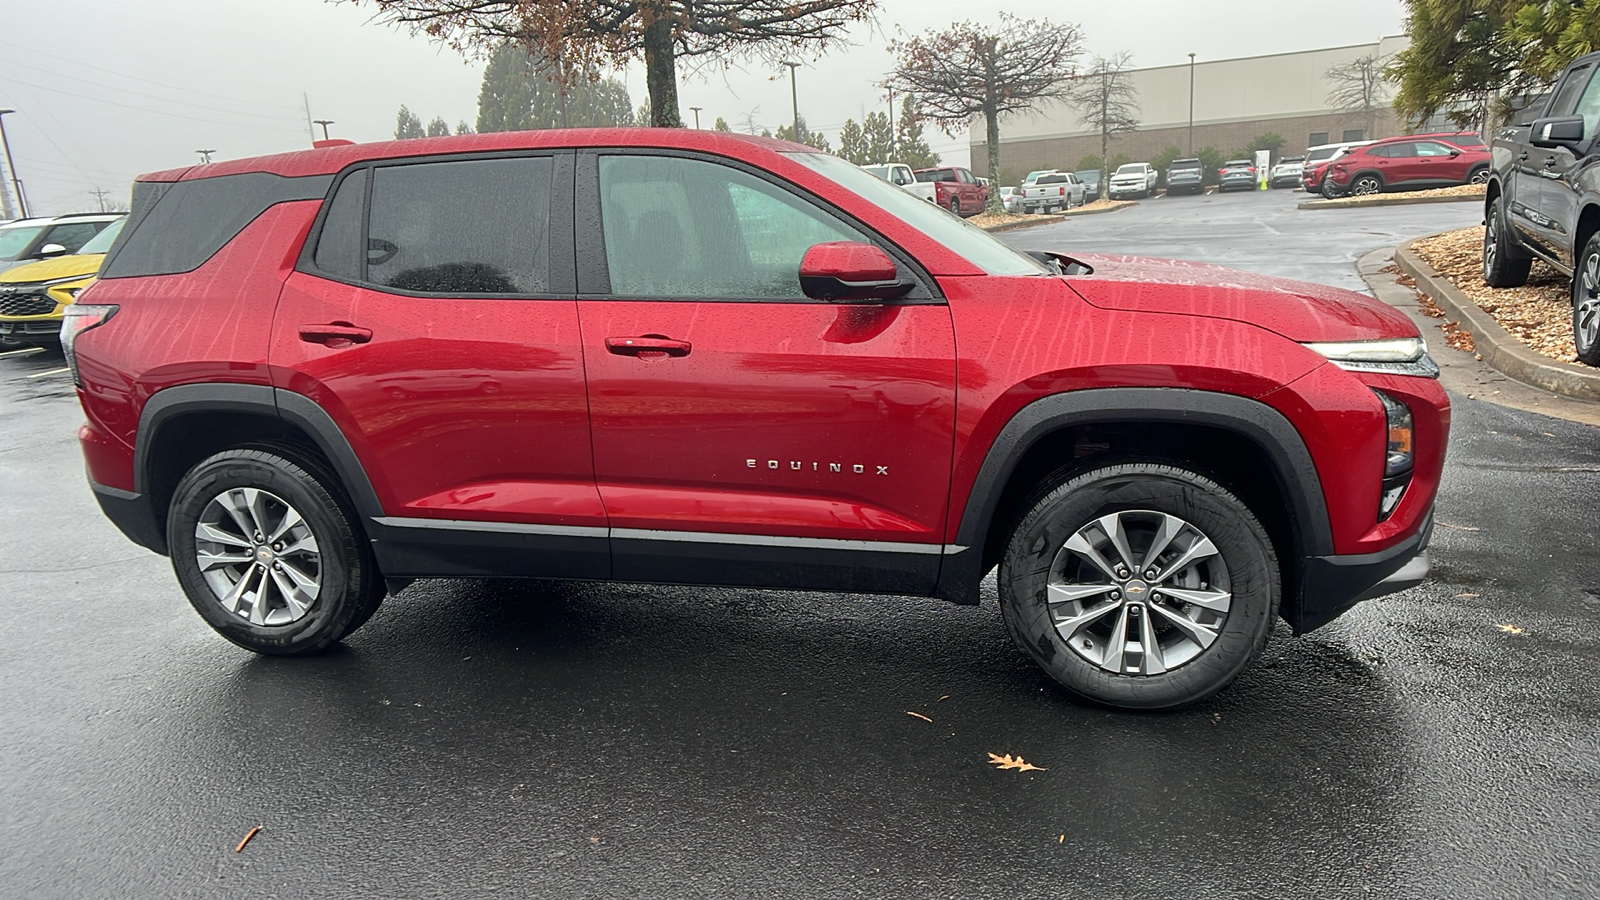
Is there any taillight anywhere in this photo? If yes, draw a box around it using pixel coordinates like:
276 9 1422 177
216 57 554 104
61 304 117 387
1058 186 1065 195
1247 168 1256 174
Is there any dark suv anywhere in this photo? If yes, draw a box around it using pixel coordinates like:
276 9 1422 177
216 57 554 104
70 130 1448 710
1484 51 1600 365
1164 158 1205 195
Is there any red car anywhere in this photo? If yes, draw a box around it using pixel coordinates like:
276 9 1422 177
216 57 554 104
911 166 988 216
68 129 1447 709
1323 136 1492 197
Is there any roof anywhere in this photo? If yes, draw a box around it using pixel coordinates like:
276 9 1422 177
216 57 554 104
0 213 121 227
136 129 817 183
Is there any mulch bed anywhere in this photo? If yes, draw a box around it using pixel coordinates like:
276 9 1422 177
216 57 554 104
1409 227 1576 362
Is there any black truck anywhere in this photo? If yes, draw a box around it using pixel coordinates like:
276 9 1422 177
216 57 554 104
1483 51 1600 364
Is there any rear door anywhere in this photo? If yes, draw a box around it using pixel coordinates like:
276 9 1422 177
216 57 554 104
574 150 957 594
272 151 609 579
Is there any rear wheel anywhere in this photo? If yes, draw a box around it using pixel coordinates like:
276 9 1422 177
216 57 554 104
998 462 1279 710
1320 178 1339 199
1351 174 1383 196
949 196 962 216
167 448 385 655
1483 196 1532 288
1574 233 1600 366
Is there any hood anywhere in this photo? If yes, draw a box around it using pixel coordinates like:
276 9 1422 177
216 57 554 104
1064 254 1418 342
0 253 105 285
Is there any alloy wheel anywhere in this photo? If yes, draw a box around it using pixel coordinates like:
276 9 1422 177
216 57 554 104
1353 176 1382 196
1484 211 1499 272
1470 169 1491 185
194 487 322 626
1046 509 1231 675
1579 250 1600 353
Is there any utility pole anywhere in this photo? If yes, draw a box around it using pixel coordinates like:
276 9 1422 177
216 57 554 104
196 149 215 164
887 88 895 160
302 93 316 144
89 187 111 212
688 106 702 129
780 61 800 139
313 119 334 140
1188 53 1197 156
0 109 27 219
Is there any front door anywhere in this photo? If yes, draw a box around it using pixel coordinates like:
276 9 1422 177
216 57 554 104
271 152 608 579
1531 62 1598 267
575 151 957 594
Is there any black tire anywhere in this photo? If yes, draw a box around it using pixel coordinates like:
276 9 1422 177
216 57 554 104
949 196 962 216
1483 195 1532 288
1573 232 1600 366
1320 178 1339 199
998 462 1280 710
1468 166 1491 185
167 448 385 655
1351 173 1383 196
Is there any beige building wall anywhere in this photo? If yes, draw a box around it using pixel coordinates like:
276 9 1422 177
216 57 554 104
972 35 1412 179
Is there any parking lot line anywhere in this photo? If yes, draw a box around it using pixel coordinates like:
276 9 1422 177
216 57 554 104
26 367 70 378
0 347 45 359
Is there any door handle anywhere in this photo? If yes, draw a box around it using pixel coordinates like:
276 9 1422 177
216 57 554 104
1519 151 1530 162
605 336 691 358
298 322 373 347
1545 156 1559 168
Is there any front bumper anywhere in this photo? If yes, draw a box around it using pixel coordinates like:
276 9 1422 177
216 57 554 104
0 317 63 339
90 479 167 555
1288 509 1434 633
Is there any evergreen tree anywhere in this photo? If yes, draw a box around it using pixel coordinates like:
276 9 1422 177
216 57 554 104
456 120 476 134
475 42 633 132
395 105 426 139
427 116 452 137
895 95 940 169
713 116 732 132
775 117 831 152
837 118 868 164
861 111 893 163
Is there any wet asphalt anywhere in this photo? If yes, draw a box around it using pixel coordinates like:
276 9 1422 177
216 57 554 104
2 189 1597 899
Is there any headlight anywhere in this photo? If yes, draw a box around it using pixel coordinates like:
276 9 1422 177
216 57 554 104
1303 337 1440 377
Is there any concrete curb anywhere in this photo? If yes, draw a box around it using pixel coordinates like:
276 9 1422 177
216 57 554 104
1395 237 1600 401
1298 191 1484 211
980 201 1135 232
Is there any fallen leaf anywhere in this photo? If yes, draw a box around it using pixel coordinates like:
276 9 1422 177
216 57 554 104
1456 592 1480 598
1058 834 1065 843
907 711 932 723
937 694 950 702
235 825 261 853
1544 432 1556 437
1436 522 1481 531
1496 623 1524 635
988 752 1045 772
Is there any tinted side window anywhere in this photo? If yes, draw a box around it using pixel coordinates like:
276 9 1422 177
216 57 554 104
313 169 365 281
100 173 331 278
1549 65 1594 117
598 155 868 299
366 156 550 294
1573 73 1600 143
41 222 102 254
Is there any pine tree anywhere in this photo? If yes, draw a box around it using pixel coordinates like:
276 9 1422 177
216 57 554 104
395 105 426 139
713 116 732 132
426 116 452 137
862 111 894 163
837 119 868 164
476 42 633 132
456 120 475 135
895 95 940 169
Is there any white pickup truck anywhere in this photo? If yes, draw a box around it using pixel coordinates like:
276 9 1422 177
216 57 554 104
1020 171 1086 213
860 163 917 190
1107 162 1159 199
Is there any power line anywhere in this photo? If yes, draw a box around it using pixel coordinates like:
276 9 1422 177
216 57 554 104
0 74 306 133
0 58 306 124
0 38 306 114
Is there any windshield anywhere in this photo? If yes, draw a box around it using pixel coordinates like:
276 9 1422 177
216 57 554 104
788 153 1048 277
1169 160 1201 170
1073 170 1100 183
0 224 47 261
1114 164 1144 175
76 218 125 255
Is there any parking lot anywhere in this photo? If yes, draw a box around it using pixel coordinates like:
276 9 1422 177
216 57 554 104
3 189 1598 899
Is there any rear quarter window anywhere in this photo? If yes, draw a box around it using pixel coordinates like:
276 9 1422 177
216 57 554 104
100 173 331 278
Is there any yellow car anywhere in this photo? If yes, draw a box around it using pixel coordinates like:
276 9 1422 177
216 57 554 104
0 217 125 346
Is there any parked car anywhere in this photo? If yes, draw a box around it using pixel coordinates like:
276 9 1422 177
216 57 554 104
0 212 123 275
1164 158 1205 195
998 185 1024 214
1269 156 1306 188
1074 169 1103 201
1217 159 1259 192
1322 136 1491 197
1301 141 1373 195
860 163 917 188
0 217 124 346
1107 163 1158 199
1484 50 1600 364
911 166 988 216
1021 171 1086 212
72 128 1446 710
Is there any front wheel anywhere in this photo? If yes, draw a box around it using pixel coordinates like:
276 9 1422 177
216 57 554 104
167 448 385 655
998 462 1279 709
1574 233 1600 365
1483 195 1532 288
1469 167 1491 185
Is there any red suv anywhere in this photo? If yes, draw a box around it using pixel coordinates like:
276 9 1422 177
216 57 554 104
68 130 1448 709
1323 136 1491 197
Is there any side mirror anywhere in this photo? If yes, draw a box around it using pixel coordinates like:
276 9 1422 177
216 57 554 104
1531 116 1585 150
799 242 913 301
37 243 68 258
1449 148 1462 157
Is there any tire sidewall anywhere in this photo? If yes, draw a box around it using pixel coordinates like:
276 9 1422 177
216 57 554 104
998 464 1278 710
1576 234 1600 364
167 451 366 655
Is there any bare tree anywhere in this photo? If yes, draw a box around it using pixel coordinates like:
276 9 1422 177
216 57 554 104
1065 54 1140 192
350 0 875 128
887 13 1084 212
1326 52 1393 140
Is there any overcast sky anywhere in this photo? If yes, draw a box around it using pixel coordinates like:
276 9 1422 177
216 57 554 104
2 0 1408 216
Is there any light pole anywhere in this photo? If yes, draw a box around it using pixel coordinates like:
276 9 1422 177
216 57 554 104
1187 53 1197 155
313 119 335 141
780 61 800 139
688 106 702 129
196 149 216 164
0 109 27 219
